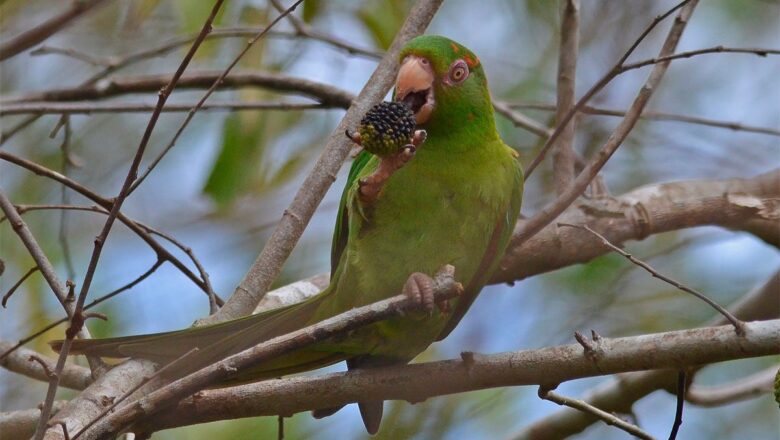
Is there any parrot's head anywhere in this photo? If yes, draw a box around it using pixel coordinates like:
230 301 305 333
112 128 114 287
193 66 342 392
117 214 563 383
395 35 496 139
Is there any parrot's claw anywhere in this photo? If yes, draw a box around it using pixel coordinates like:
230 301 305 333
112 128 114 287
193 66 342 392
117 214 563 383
345 129 362 145
358 129 427 204
403 272 436 313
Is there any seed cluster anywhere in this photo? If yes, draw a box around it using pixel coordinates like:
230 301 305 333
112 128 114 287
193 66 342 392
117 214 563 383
357 101 416 157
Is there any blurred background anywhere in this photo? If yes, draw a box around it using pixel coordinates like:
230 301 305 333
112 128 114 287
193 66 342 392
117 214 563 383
1 0 778 438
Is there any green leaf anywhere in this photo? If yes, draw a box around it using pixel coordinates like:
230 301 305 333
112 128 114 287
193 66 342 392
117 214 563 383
203 113 264 206
357 0 411 50
302 0 325 23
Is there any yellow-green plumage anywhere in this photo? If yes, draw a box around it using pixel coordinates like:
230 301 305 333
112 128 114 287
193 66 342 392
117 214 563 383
52 35 523 429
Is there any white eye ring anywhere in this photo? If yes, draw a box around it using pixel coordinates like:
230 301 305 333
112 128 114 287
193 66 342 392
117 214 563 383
448 60 469 84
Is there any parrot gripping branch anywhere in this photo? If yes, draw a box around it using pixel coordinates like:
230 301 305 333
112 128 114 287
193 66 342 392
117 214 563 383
76 266 462 440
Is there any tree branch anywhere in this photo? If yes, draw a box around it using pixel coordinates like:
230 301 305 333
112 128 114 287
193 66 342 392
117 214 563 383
1 71 355 107
494 168 780 283
130 320 780 434
0 341 91 390
510 269 779 439
77 266 461 440
0 0 111 61
507 101 780 137
515 0 699 250
34 1 227 437
552 0 580 194
685 366 777 407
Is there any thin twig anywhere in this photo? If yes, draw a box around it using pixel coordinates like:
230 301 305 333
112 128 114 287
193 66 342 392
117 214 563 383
0 114 40 145
557 222 746 335
525 43 780 178
127 0 307 195
30 46 112 67
1 266 39 307
32 2 227 437
523 0 693 179
0 259 163 363
201 0 444 324
2 71 355 106
552 0 580 194
509 1 699 255
0 154 218 300
0 101 336 115
668 371 686 440
506 101 780 137
538 386 655 440
492 100 552 138
685 366 776 407
0 0 111 61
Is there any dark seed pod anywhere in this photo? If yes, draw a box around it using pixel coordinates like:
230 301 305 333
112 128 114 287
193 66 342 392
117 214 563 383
357 101 416 157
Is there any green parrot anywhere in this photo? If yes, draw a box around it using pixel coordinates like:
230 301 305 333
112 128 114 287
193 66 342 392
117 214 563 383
51 35 523 434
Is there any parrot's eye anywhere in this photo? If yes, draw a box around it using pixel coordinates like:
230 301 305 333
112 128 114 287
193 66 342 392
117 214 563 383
447 60 469 85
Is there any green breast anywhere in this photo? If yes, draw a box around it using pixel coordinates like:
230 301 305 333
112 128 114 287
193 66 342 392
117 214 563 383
314 137 519 360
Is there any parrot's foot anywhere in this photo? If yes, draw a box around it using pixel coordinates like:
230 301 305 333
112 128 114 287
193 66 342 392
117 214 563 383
402 265 453 314
358 129 427 204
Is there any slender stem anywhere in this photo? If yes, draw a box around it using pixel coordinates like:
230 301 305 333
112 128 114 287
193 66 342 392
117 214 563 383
557 222 745 335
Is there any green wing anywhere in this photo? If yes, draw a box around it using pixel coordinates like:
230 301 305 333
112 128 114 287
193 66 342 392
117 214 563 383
330 150 373 275
436 153 523 341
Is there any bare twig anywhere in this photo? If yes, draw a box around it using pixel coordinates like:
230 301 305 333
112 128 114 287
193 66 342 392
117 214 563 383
511 270 779 440
492 100 552 138
32 2 227 437
510 1 699 251
668 371 686 440
78 266 461 440
200 0 444 325
30 46 112 67
506 101 780 137
2 71 355 106
127 0 307 195
0 100 336 115
557 222 745 335
552 0 580 194
0 154 218 300
1 266 39 307
685 367 777 407
538 386 654 440
0 0 111 61
0 114 40 145
523 0 693 178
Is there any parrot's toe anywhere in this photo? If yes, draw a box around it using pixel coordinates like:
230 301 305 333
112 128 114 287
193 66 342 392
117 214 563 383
403 272 436 312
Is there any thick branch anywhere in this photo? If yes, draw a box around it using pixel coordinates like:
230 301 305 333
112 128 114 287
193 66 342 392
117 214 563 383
0 402 68 440
494 168 780 283
78 268 460 440
511 269 779 439
133 320 780 433
552 0 580 194
0 341 91 390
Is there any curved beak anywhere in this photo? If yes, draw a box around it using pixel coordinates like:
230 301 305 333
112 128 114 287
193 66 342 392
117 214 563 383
395 56 435 124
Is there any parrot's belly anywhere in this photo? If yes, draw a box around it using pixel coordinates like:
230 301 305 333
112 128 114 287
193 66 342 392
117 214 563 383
315 149 512 360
